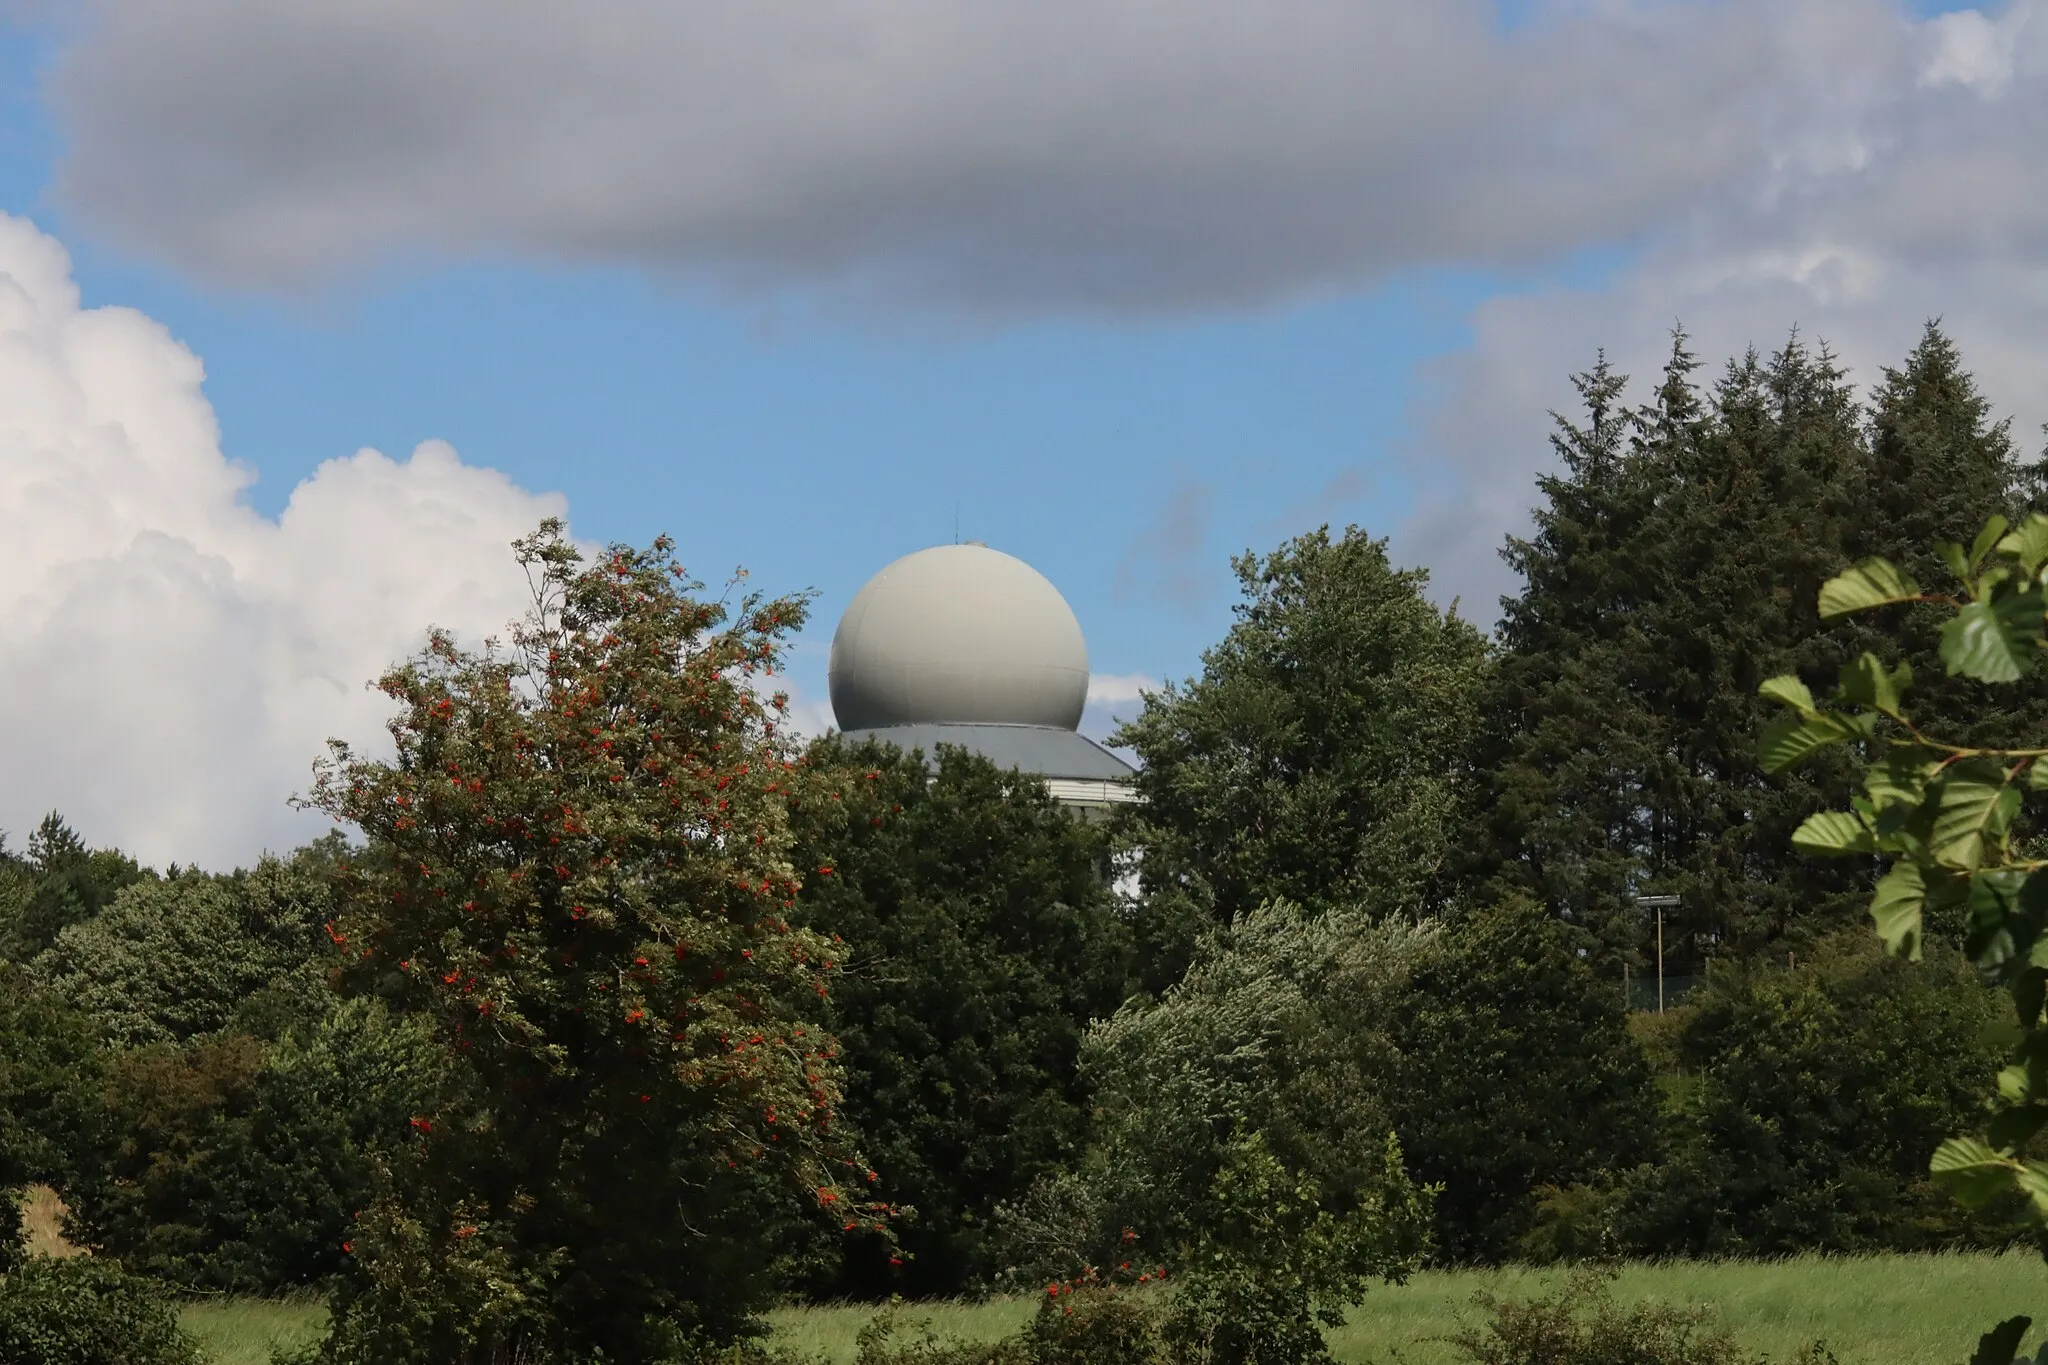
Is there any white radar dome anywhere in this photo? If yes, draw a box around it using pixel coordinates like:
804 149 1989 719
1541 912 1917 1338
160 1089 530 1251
829 544 1090 731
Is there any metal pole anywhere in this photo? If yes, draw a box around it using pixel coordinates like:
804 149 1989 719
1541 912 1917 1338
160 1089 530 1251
1634 896 1679 1015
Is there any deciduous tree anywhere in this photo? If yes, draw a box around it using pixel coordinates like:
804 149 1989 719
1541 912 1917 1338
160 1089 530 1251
298 520 876 1363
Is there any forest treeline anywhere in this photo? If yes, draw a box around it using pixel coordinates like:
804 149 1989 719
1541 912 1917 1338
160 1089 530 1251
0 324 2037 1363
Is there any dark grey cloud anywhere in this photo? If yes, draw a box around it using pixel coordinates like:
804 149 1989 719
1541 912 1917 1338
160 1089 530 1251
41 0 1883 312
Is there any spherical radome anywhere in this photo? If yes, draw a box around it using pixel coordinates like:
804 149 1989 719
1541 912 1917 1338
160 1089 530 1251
829 545 1089 731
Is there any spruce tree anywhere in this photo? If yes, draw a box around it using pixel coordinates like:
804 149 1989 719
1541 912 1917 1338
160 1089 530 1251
1480 325 2039 973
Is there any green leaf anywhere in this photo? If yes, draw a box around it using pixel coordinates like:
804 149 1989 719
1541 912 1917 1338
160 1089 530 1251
1973 515 2013 571
1931 771 2018 870
1837 652 1913 719
1759 716 1860 773
1931 1135 2016 1208
1791 810 1876 856
1866 749 1941 833
1818 558 1920 617
1870 861 1926 960
1972 1317 2034 1365
1941 540 1972 582
1940 590 2045 683
1757 674 1819 718
1998 513 2048 577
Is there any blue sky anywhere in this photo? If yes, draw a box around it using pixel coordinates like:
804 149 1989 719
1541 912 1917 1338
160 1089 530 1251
0 7 1591 703
0 0 2039 867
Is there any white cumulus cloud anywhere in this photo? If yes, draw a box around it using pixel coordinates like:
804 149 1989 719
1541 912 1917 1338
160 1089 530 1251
0 213 575 871
1083 672 1156 745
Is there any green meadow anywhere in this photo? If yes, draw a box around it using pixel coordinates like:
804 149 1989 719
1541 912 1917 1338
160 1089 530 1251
179 1250 2048 1365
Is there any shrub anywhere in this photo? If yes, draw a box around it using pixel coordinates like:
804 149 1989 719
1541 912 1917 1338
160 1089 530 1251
1443 1274 1835 1365
1616 937 2012 1256
1015 1287 1166 1365
848 1290 1167 1365
1391 898 1661 1262
1019 904 1433 1364
850 1307 1013 1365
0 1255 202 1365
67 997 451 1293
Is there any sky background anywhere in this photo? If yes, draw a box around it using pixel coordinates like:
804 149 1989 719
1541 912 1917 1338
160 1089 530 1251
0 0 2039 870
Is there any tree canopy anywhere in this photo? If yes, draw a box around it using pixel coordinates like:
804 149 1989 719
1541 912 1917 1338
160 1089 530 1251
1113 526 1488 989
789 739 1132 1298
296 521 878 1363
1477 324 2046 971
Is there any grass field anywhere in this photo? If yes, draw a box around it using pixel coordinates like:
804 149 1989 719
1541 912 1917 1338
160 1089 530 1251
172 1250 2048 1364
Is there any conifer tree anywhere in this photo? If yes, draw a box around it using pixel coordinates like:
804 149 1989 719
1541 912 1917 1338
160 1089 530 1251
1480 325 2039 971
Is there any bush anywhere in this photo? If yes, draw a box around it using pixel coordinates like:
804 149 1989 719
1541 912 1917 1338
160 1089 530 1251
1391 898 1661 1262
1001 904 1433 1363
1616 937 2012 1256
1443 1274 1835 1365
851 1307 1013 1365
848 1290 1167 1365
67 997 451 1293
0 1255 202 1365
1016 1288 1167 1365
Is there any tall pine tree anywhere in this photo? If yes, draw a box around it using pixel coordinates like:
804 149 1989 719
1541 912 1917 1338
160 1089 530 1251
1479 324 2038 973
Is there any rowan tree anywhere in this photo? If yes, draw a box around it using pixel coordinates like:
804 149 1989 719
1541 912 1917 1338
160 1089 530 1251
297 520 879 1364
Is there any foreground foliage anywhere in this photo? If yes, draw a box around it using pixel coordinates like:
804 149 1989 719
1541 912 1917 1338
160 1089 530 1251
1761 511 2048 1361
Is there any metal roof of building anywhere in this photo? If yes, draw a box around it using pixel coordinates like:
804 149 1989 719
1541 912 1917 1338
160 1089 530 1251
835 722 1137 783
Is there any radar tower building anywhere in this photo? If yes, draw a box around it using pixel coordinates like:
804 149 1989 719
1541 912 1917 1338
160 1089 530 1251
828 544 1138 819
